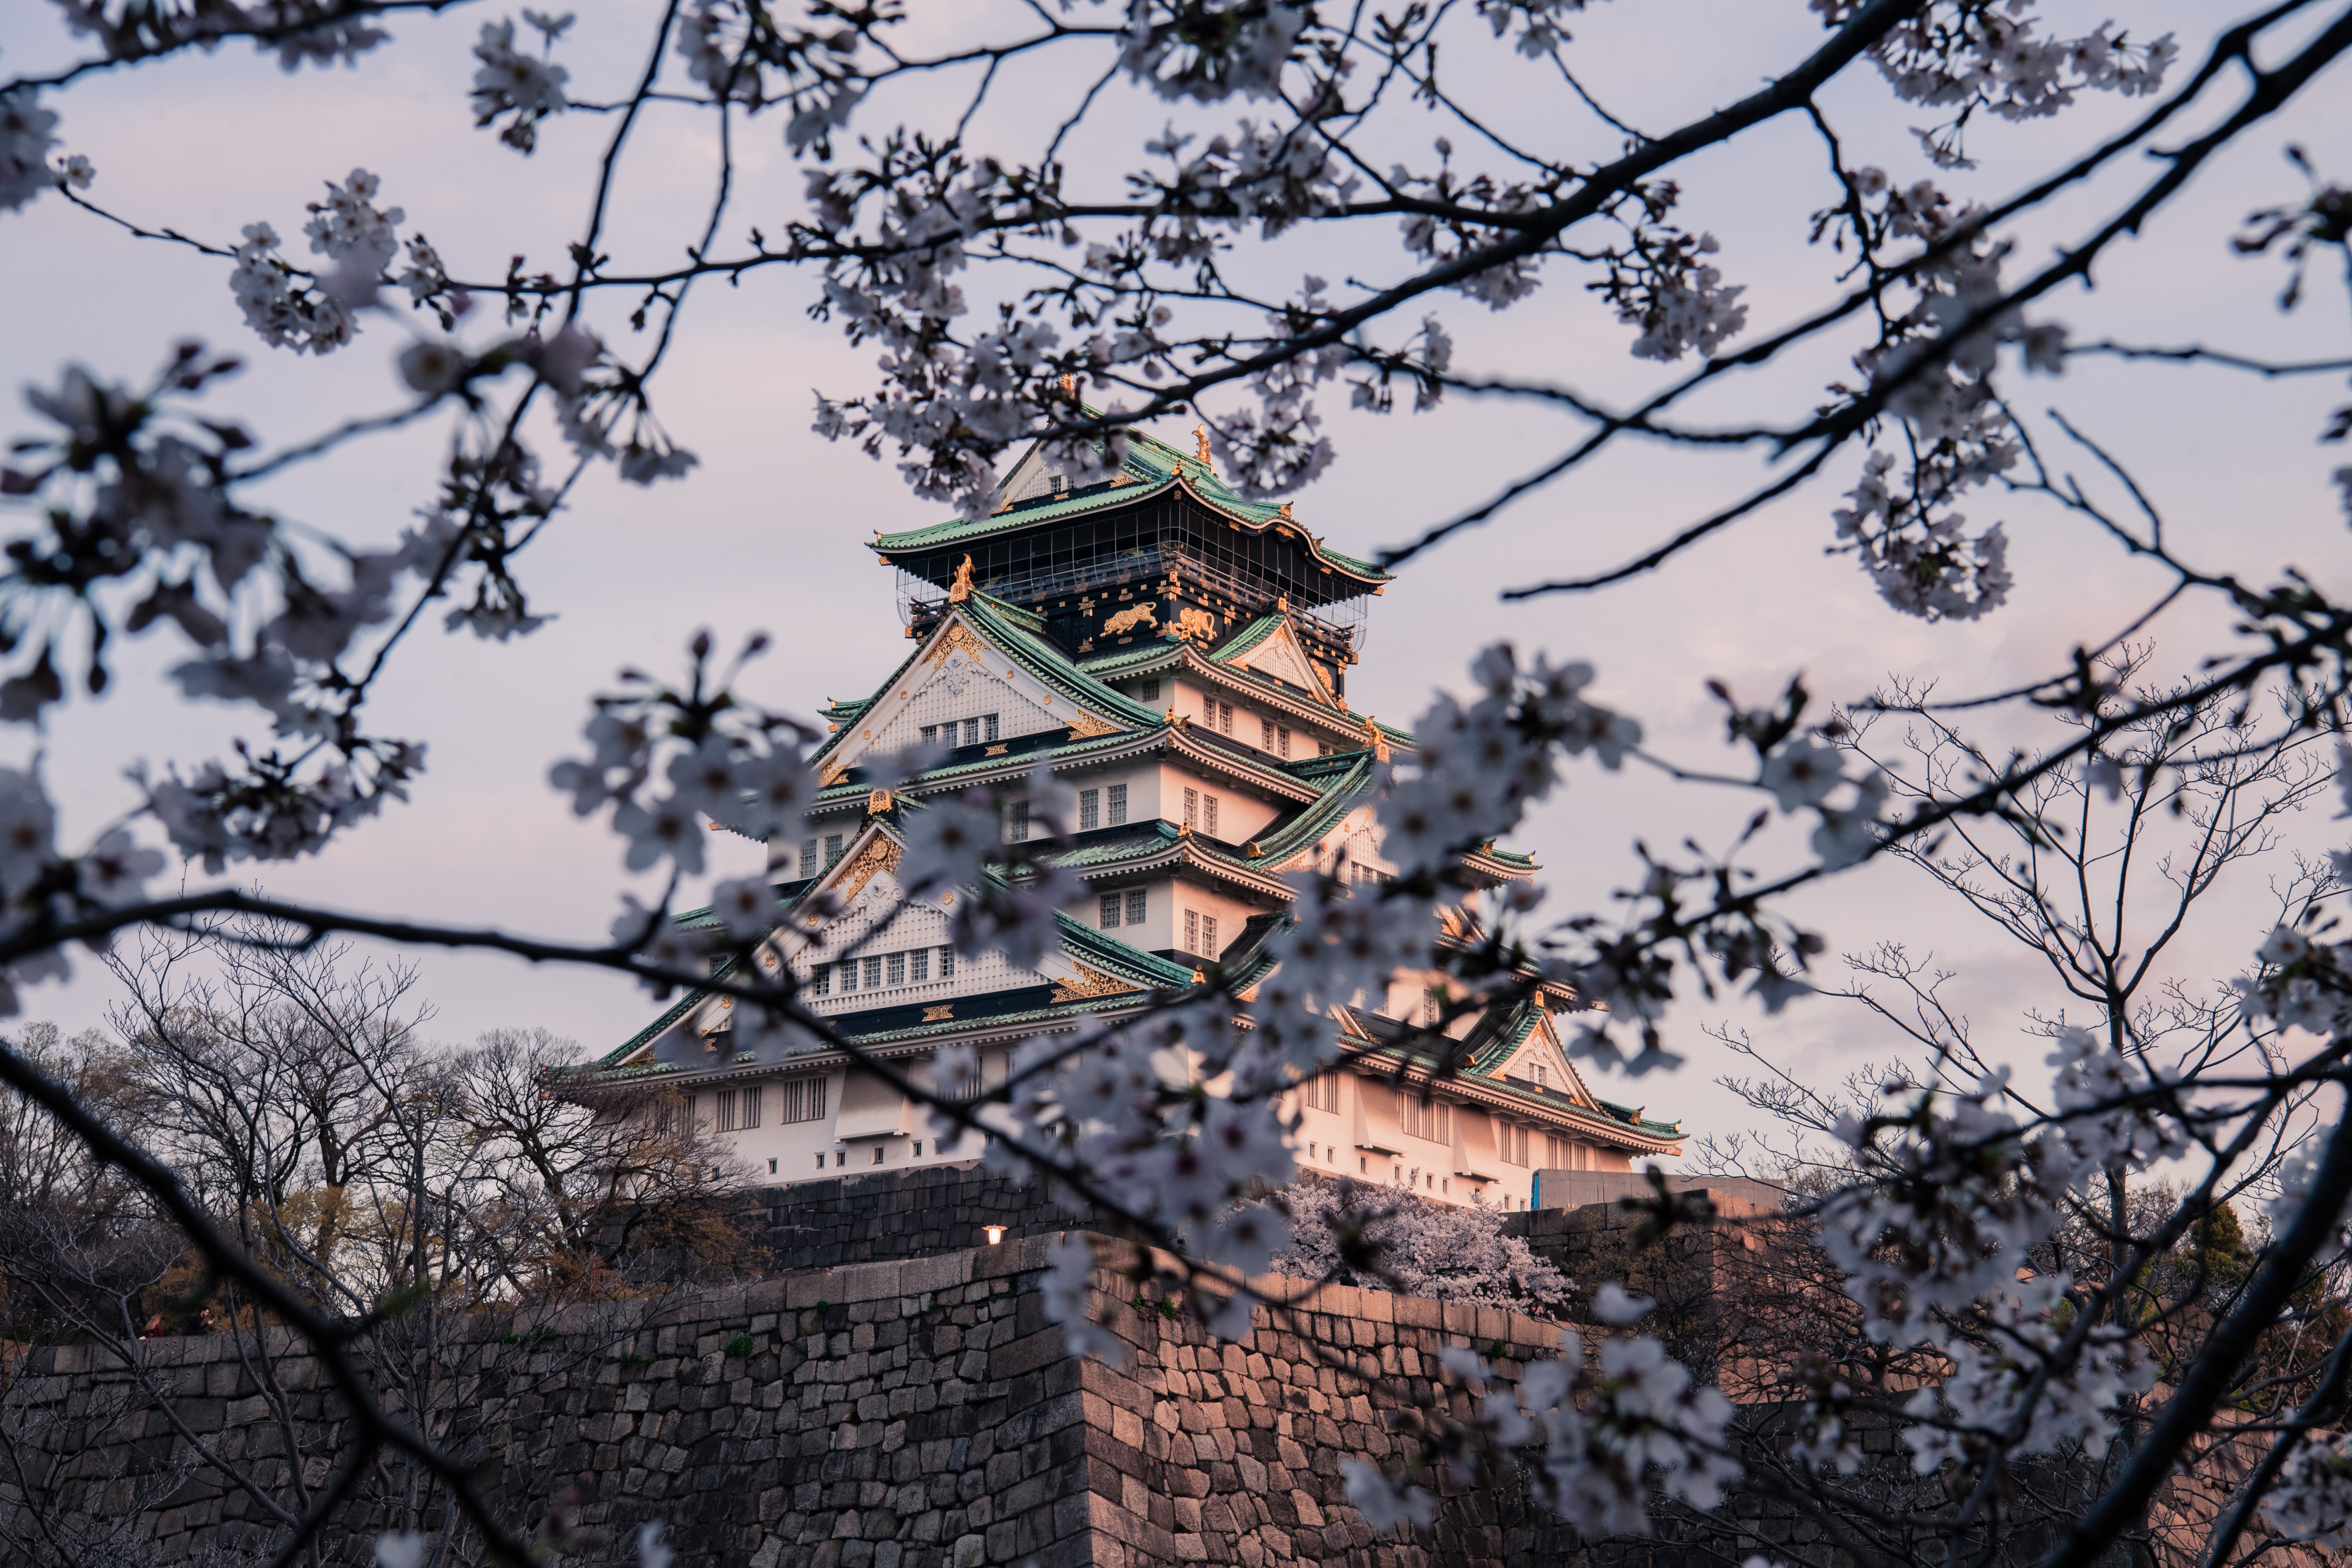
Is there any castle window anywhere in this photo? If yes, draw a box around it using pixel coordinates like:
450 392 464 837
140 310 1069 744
1400 1096 1451 1144
985 713 1000 742
939 947 956 979
863 955 883 988
838 958 857 993
1203 795 1219 836
1533 1064 1548 1089
1183 788 1198 828
811 964 830 996
910 949 929 983
1100 893 1122 929
1079 788 1099 831
1219 702 1233 735
873 1147 884 1165
1261 718 1275 750
1278 726 1291 759
1138 679 1160 702
1009 800 1031 842
963 717 979 746
1124 889 1146 925
779 1077 828 1124
920 724 937 747
717 1087 762 1132
1107 783 1127 825
825 834 844 866
887 952 906 986
1185 911 1218 958
800 838 818 877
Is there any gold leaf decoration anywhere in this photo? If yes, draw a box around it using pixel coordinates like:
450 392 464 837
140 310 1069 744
1067 710 1121 739
833 836 902 901
1050 963 1142 1005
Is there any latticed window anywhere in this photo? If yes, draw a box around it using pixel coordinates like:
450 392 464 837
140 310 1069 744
778 1077 828 1124
910 949 929 982
1124 889 1146 925
1107 783 1127 825
1009 800 1031 842
800 838 818 876
887 952 906 986
939 947 956 978
1100 893 1122 928
1079 788 1099 830
863 956 883 988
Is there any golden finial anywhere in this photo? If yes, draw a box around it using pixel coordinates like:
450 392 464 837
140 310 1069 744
1193 426 1214 470
1363 717 1390 763
868 787 892 816
1059 373 1076 396
947 553 974 603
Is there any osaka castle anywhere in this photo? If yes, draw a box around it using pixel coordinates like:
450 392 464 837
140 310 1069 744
586 418 1684 1207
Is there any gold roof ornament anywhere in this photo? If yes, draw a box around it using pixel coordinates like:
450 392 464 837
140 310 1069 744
947 553 974 602
1363 717 1390 763
1059 373 1076 396
867 787 892 816
1192 426 1214 470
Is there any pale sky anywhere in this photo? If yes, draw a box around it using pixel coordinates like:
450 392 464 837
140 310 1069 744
2 0 2346 1162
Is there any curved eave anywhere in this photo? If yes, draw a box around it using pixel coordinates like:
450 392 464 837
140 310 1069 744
1057 833 1298 901
868 468 1393 593
1346 1039 1686 1155
1165 470 1391 588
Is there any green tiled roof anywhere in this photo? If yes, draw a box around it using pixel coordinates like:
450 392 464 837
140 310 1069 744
807 590 1167 778
869 418 1392 587
1209 615 1286 662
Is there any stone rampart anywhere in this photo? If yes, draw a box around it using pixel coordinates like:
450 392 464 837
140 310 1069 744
1 1232 1573 1568
749 1161 1103 1276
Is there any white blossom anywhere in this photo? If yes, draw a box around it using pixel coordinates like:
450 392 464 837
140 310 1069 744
612 792 707 876
0 768 57 901
2266 1431 2352 1547
373 1533 427 1568
1038 1231 1125 1364
472 17 571 153
708 876 774 941
0 90 60 213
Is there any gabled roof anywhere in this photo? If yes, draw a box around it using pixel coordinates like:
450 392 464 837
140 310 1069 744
807 590 1166 780
869 415 1393 590
1344 1005 1685 1152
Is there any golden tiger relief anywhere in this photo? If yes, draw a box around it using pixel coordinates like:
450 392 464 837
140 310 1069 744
1100 601 1158 635
1172 607 1217 642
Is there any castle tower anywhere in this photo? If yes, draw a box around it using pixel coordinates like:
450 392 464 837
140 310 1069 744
584 419 1684 1204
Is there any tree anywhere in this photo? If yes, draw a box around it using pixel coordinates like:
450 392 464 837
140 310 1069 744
3 926 756 1564
3 0 2352 1563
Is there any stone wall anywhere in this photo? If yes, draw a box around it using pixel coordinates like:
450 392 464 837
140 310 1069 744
1 1231 1573 1568
749 1161 1103 1276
